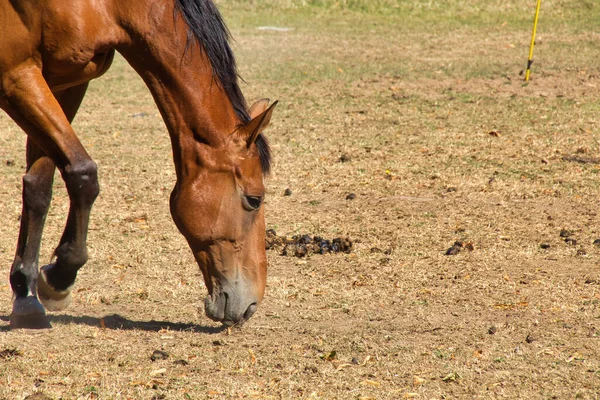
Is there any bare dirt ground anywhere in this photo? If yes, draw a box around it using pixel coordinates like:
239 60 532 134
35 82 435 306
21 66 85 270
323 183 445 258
1 1 600 399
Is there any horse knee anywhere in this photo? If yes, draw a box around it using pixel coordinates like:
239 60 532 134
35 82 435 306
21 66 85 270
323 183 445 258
64 159 99 205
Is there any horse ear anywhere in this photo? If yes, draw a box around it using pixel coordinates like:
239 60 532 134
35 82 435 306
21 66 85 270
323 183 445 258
248 98 271 119
241 100 278 148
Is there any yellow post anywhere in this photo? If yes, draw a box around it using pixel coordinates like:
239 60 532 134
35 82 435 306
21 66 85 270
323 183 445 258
525 0 542 81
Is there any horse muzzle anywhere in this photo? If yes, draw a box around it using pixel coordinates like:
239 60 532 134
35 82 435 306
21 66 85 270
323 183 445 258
204 282 260 326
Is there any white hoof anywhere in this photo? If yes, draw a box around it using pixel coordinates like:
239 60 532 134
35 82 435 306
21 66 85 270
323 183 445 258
37 265 73 311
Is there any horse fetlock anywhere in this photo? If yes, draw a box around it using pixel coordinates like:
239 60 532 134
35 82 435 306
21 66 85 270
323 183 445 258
54 242 89 272
37 264 74 311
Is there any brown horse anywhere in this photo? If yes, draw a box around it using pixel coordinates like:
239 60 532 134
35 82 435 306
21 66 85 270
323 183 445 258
0 0 276 329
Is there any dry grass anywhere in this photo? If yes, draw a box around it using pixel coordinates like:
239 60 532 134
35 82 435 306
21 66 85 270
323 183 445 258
2 1 600 398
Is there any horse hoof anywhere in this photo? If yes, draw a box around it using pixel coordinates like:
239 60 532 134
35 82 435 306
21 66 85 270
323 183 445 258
10 296 52 329
37 264 73 311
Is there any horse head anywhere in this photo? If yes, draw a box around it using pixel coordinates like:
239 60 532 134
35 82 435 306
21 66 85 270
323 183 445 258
169 99 277 326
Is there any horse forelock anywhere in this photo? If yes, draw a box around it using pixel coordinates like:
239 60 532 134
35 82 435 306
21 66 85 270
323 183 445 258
173 0 271 175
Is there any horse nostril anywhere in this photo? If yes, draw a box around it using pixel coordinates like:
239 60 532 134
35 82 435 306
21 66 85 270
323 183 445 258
243 302 258 321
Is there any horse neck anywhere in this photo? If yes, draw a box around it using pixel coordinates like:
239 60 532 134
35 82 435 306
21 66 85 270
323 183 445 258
114 0 240 180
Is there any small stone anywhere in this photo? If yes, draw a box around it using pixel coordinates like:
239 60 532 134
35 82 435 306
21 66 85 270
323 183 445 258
593 239 600 247
488 325 497 335
445 241 464 256
577 248 587 256
283 188 292 196
559 229 572 238
540 243 550 249
346 193 356 200
5 159 15 166
445 246 460 256
150 350 169 361
525 334 536 343
173 359 189 366
339 153 352 163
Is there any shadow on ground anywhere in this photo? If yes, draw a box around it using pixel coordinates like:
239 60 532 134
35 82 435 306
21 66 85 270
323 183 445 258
0 313 225 334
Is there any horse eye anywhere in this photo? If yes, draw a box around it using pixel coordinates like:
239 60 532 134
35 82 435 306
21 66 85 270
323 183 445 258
243 195 263 211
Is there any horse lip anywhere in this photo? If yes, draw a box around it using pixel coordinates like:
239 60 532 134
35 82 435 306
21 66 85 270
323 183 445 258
204 295 225 322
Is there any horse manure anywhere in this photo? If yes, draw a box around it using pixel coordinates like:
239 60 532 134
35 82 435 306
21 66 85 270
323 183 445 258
283 188 292 196
5 159 14 166
540 243 550 249
298 234 313 244
346 193 356 200
150 350 169 361
270 233 353 257
173 359 189 366
333 237 352 253
295 244 308 258
266 229 278 250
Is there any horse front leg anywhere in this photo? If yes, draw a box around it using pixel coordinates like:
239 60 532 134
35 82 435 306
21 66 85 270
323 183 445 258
4 77 92 329
9 141 55 329
37 156 98 311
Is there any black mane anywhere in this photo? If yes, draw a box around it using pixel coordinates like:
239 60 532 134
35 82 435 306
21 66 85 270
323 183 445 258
174 0 271 175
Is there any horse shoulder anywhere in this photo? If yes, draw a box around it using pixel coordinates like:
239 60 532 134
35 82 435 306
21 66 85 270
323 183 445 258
39 1 122 89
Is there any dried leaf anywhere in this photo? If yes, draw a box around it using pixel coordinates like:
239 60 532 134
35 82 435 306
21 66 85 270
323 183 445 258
361 379 381 387
150 368 167 377
442 372 461 382
320 351 337 361
413 376 426 386
336 363 353 371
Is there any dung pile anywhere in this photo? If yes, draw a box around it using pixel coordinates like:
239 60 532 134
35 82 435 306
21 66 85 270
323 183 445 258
266 229 352 257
